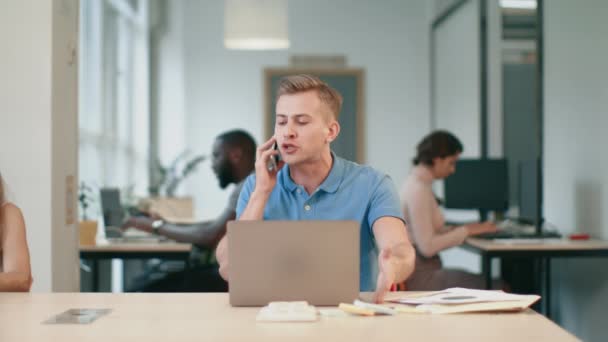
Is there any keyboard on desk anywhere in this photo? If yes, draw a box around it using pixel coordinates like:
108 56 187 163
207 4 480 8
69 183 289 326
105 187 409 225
105 226 167 243
477 220 561 240
477 231 562 240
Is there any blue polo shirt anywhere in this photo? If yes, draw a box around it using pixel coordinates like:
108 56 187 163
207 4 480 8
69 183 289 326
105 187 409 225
235 153 405 291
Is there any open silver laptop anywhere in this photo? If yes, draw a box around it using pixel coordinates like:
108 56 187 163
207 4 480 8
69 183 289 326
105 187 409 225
227 220 360 306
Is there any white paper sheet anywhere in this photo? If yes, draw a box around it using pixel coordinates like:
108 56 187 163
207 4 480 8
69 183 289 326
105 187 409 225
392 288 535 305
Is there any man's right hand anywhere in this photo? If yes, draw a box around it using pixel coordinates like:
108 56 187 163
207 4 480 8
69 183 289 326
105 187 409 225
121 216 154 233
253 136 284 195
216 235 229 281
465 222 498 236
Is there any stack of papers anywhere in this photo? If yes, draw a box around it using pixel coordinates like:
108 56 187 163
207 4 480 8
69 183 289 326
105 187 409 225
388 288 540 314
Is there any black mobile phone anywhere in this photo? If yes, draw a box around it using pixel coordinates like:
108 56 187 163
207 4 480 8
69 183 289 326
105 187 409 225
267 142 281 171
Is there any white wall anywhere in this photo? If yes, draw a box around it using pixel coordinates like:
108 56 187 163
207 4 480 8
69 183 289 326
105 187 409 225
487 0 503 158
432 0 502 159
0 0 79 292
433 0 481 158
544 1 608 341
173 0 432 218
153 0 187 165
432 0 505 274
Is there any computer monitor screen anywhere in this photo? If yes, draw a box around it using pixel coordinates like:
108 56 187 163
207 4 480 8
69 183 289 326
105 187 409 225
444 159 509 211
518 159 540 225
100 188 124 228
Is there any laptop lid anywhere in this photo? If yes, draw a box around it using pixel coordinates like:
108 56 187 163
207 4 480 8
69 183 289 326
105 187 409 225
100 188 124 228
227 220 360 307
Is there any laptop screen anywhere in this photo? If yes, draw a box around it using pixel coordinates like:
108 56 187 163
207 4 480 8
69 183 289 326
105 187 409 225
100 188 124 228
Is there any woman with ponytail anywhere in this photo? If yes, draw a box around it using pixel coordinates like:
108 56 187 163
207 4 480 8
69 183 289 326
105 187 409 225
400 131 498 290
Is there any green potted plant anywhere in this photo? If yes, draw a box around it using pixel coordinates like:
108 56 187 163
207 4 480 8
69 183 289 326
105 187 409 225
78 182 98 246
144 151 206 220
149 151 206 197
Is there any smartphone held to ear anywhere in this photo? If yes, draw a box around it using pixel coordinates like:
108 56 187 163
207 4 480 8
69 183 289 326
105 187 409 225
267 142 281 172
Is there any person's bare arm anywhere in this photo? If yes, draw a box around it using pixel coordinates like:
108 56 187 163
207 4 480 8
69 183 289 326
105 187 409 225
405 185 468 257
372 216 415 303
126 208 236 248
462 222 498 236
159 209 235 248
0 204 33 292
216 235 229 280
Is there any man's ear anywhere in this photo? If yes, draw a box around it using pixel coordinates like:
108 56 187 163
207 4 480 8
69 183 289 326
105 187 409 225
326 120 340 143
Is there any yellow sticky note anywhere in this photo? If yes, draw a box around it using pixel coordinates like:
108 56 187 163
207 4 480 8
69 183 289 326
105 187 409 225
395 305 424 314
339 303 375 316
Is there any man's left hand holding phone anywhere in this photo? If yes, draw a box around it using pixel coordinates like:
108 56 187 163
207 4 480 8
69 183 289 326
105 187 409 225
254 136 284 195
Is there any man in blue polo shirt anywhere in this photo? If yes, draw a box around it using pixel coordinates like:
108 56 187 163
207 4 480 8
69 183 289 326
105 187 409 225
216 75 415 303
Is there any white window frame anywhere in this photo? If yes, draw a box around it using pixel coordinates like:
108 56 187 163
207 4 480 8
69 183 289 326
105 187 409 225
79 0 150 212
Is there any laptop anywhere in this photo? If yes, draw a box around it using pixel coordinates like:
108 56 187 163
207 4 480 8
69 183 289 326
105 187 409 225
99 188 161 242
100 188 125 236
227 220 360 307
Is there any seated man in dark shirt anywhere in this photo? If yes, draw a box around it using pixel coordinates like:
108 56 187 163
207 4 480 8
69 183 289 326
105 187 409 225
125 129 256 292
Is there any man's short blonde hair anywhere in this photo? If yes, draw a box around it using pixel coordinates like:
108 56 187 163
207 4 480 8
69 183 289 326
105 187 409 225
276 74 343 120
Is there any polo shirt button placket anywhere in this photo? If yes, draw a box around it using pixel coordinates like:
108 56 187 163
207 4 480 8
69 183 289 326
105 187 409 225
304 204 311 211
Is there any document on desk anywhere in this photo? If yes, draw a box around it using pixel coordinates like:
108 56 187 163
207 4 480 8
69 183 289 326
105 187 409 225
388 288 540 314
393 288 534 305
391 287 540 314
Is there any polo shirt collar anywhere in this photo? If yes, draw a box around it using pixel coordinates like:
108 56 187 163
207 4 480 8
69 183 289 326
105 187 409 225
280 151 344 194
280 165 299 192
318 152 343 194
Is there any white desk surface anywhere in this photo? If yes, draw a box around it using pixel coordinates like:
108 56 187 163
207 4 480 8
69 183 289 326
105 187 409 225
466 237 608 252
0 292 579 342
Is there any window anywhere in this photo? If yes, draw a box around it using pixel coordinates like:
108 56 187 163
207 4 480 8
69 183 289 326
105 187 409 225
79 0 150 212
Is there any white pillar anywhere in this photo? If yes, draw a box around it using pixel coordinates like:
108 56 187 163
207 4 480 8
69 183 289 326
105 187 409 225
0 0 79 292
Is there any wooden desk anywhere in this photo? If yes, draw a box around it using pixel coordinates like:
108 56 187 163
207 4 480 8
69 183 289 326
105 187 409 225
463 238 608 317
79 241 192 292
0 293 579 342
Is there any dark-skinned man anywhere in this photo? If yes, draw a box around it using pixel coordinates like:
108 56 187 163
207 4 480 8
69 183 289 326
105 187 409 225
125 129 256 292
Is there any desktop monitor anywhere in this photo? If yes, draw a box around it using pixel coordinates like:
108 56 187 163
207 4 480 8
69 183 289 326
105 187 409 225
444 159 509 219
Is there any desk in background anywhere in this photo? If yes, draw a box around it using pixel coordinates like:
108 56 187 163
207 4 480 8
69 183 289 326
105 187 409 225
79 240 191 292
0 292 579 342
463 238 608 318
